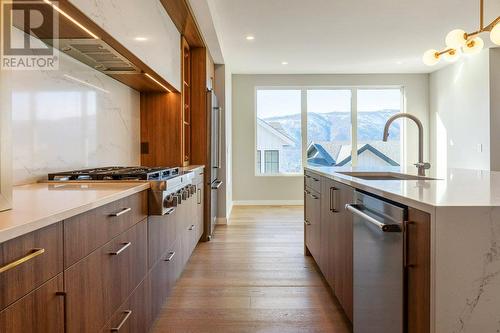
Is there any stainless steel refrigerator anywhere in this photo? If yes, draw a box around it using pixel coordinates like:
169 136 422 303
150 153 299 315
207 89 222 240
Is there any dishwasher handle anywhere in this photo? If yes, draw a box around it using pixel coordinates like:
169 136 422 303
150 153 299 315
345 204 402 232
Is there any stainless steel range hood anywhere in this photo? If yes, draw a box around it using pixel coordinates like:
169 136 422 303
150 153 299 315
45 38 141 74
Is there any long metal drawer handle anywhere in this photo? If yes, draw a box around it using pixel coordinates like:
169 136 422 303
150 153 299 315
111 310 132 332
0 248 45 274
165 251 176 262
109 242 132 255
165 208 176 215
345 204 402 232
330 187 339 212
110 207 132 217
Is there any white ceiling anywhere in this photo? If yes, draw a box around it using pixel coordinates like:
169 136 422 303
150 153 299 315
190 0 500 74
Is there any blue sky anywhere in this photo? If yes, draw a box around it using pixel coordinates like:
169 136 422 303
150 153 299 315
257 89 401 118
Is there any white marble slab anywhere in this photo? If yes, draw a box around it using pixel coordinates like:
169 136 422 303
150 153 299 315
1 28 141 186
306 166 500 211
434 207 500 333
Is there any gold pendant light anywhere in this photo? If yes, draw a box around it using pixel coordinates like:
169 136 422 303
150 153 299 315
423 0 500 66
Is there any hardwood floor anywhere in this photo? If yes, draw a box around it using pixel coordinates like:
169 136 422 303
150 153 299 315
152 205 352 333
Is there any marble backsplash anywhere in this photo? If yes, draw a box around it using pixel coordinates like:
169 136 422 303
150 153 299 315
2 29 141 185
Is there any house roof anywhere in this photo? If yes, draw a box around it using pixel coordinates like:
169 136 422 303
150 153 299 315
307 141 400 167
257 118 296 145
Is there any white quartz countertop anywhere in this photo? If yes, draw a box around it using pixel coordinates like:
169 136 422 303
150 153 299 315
0 182 150 243
305 166 500 211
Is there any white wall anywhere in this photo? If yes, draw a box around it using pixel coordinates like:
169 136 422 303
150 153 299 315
69 0 181 91
1 29 140 185
429 49 495 172
232 74 429 203
489 49 500 171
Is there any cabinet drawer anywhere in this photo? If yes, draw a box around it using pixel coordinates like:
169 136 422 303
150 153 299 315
64 191 148 267
0 222 63 310
0 274 64 333
148 207 178 269
305 188 321 261
305 171 321 193
100 279 151 333
149 239 181 322
65 220 148 333
181 196 198 265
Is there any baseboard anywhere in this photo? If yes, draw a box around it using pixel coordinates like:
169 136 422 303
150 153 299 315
216 217 228 225
232 200 304 206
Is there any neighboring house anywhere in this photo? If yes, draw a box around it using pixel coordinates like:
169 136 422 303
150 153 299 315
307 141 400 167
256 118 295 174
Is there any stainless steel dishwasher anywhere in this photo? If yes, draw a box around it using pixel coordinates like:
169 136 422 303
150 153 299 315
346 191 407 333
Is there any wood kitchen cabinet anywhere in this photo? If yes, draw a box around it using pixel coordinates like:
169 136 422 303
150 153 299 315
407 207 431 333
314 175 354 321
0 274 64 333
319 178 337 289
100 279 151 333
65 220 148 333
0 222 63 311
332 179 354 321
304 185 321 261
0 182 204 332
306 170 430 329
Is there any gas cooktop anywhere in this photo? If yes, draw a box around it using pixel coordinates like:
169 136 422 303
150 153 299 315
48 166 180 181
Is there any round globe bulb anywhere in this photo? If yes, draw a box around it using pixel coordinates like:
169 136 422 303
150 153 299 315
445 29 467 48
443 49 461 62
422 49 440 66
491 23 500 45
463 37 484 55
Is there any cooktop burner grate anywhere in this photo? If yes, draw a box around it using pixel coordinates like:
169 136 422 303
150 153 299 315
48 166 180 181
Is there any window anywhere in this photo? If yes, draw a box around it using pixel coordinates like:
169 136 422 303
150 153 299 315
256 150 262 173
256 87 404 174
264 150 279 173
307 90 352 167
356 89 402 168
256 89 302 175
306 88 404 168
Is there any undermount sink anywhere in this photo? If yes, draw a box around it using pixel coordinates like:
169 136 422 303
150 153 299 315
337 171 438 181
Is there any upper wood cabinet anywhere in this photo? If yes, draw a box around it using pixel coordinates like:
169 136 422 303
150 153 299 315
182 38 192 165
69 0 182 91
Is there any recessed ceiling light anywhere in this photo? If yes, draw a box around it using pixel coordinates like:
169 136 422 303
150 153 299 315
396 60 403 65
246 35 255 41
134 37 148 41
281 61 289 65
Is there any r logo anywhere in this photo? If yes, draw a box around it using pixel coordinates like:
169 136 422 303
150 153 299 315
2 2 54 55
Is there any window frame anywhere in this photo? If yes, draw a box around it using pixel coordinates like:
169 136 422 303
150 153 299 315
254 86 406 177
264 150 280 174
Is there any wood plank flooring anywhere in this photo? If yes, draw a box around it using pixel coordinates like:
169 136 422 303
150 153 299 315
152 205 352 333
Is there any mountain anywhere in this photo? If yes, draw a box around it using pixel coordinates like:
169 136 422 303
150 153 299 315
263 110 400 145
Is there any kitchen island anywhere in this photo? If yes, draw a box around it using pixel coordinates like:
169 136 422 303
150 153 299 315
305 166 500 333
